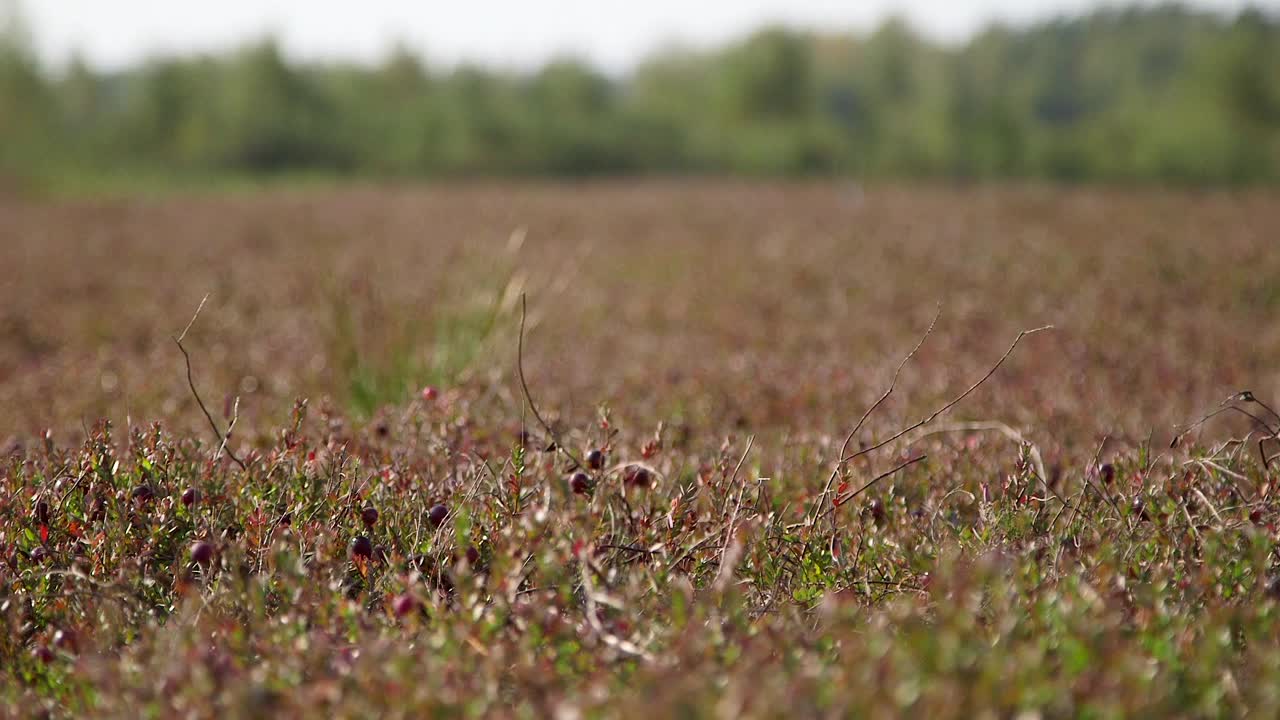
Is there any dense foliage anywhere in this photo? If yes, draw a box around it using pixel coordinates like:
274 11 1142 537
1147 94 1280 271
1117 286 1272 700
2 5 1279 188
3 180 1280 716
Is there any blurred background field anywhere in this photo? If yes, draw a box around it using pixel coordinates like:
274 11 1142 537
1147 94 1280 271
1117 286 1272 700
3 182 1279 459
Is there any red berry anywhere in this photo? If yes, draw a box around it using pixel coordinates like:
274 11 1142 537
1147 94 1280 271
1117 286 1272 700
1250 509 1264 525
586 449 605 470
32 645 54 664
350 536 373 559
623 465 652 488
131 485 154 503
34 500 49 524
392 593 417 618
181 488 200 507
361 506 379 527
421 386 439 402
868 499 886 525
30 547 48 564
190 541 215 566
465 545 481 566
570 472 592 495
1099 464 1115 484
428 504 449 529
52 629 78 652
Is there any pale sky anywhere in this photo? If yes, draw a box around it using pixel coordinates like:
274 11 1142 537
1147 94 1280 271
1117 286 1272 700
17 0 1278 73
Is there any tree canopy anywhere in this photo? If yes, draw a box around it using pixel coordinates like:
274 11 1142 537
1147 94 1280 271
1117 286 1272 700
2 5 1278 187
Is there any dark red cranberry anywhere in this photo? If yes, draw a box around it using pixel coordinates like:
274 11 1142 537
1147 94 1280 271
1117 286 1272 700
1099 464 1115 484
428 504 448 529
420 386 438 402
623 465 652 488
392 593 417 618
1250 509 1265 525
465 545 480 566
88 494 106 521
190 541 215 566
52 628 78 652
586 449 605 470
29 547 48 564
34 500 49 524
181 488 201 507
868 499 886 525
1130 497 1149 521
131 485 154 503
32 645 54 664
361 506 379 527
570 472 592 495
350 536 373 560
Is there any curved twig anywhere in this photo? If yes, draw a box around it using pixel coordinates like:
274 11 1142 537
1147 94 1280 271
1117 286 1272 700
174 294 247 471
840 325 1054 465
517 294 587 472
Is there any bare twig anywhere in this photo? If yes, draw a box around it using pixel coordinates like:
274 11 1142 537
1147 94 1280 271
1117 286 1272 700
815 454 927 523
1173 391 1280 471
1236 390 1280 430
840 325 1054 465
174 294 247 471
517 294 586 472
837 304 942 465
663 523 731 575
176 293 208 345
811 305 940 521
716 436 755 580
1054 435 1111 544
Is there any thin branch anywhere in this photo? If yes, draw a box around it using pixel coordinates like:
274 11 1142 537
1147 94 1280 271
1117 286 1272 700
1053 435 1110 542
176 293 208 344
1173 391 1280 470
517 294 586 472
1174 405 1277 446
1236 391 1280 431
716 435 755 581
837 303 942 464
173 295 247 471
216 395 241 464
815 454 927 523
840 325 1054 465
810 305 940 523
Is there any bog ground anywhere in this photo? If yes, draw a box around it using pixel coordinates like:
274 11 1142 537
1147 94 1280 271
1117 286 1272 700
2 182 1280 717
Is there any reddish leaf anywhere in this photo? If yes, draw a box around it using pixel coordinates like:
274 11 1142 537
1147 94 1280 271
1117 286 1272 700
833 480 851 507
39 524 49 544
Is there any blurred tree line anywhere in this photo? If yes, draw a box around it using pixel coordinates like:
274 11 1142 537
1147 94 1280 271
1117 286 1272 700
2 5 1278 187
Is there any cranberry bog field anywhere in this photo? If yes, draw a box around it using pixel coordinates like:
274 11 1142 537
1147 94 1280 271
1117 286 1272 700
3 181 1280 717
